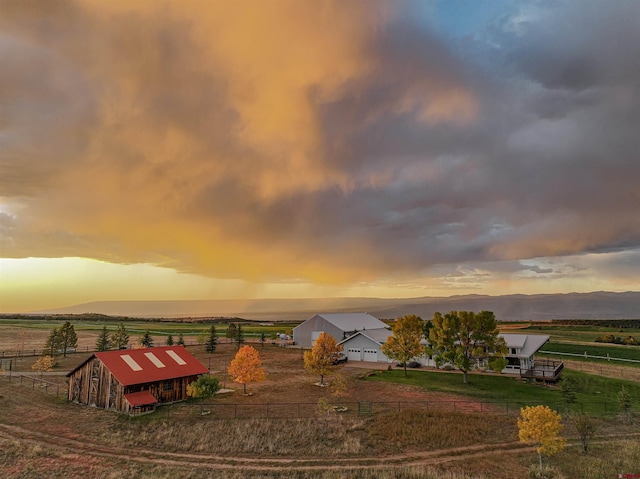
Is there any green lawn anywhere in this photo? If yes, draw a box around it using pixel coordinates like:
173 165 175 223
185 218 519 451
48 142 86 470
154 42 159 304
521 324 640 343
365 368 640 416
540 341 640 366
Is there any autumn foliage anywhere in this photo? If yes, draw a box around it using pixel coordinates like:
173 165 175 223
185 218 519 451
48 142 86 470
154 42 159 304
32 355 55 376
304 332 343 386
517 405 566 468
228 345 266 395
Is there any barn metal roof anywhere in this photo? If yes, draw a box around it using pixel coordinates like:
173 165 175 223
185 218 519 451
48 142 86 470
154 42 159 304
124 390 158 407
315 313 388 332
68 345 208 386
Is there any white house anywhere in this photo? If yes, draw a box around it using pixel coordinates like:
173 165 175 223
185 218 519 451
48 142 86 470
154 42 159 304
499 333 550 373
293 313 389 349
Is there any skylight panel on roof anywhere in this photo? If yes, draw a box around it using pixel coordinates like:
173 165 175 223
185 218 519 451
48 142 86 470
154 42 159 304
166 349 187 365
121 354 143 371
144 352 166 368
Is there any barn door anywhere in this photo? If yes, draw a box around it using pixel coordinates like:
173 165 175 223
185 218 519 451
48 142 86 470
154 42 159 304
89 358 100 405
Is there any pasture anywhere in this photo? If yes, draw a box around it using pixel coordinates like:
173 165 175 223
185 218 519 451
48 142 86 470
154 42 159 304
1 317 639 478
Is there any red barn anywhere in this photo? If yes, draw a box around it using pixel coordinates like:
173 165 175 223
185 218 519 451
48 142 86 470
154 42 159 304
67 346 208 415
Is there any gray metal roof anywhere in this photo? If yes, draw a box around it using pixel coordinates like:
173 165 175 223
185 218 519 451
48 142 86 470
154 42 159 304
500 333 550 358
316 313 388 332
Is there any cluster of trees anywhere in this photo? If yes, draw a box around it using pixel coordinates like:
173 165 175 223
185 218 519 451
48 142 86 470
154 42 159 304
380 311 507 383
94 323 130 351
225 323 245 349
43 321 78 357
594 334 638 346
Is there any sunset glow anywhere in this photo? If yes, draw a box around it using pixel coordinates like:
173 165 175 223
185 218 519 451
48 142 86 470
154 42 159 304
1 0 639 313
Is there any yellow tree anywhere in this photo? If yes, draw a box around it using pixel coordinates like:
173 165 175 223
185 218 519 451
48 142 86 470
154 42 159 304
304 332 343 386
382 314 424 377
32 355 55 378
228 345 266 395
517 405 566 469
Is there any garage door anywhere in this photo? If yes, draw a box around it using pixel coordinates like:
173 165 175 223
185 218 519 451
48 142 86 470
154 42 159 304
363 349 378 362
347 348 361 361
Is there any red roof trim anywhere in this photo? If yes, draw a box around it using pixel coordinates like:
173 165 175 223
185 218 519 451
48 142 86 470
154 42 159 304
125 390 158 407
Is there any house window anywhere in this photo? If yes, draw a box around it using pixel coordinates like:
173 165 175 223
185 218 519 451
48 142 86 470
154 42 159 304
162 382 173 392
510 348 517 355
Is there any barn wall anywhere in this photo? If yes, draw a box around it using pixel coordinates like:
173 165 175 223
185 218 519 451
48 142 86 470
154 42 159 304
69 358 201 414
293 315 346 348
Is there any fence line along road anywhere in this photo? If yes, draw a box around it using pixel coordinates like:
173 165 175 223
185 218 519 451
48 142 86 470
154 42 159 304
539 350 640 364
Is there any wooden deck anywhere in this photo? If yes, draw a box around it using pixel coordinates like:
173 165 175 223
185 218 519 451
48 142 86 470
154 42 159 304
520 359 564 382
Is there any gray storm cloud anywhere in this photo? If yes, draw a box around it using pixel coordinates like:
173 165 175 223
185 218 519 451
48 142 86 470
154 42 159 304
0 0 639 286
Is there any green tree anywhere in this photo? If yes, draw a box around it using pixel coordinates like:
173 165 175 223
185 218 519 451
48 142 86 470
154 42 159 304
187 374 221 415
95 325 111 352
561 376 579 410
572 413 597 454
235 324 245 349
57 321 78 357
138 330 153 348
381 314 424 377
111 323 129 350
226 323 237 344
166 334 174 346
177 332 185 346
618 385 633 418
428 310 506 384
304 332 343 386
205 325 218 353
43 328 61 356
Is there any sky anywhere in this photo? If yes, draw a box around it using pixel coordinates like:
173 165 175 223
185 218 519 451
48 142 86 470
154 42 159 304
1 0 639 312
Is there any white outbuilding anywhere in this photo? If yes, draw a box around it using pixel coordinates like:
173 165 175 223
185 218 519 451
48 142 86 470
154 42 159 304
292 312 389 349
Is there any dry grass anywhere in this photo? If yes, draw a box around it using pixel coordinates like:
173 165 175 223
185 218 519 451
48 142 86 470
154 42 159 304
2 338 640 478
367 408 518 452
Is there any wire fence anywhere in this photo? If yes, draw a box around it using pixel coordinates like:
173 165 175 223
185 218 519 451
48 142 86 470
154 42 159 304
1 372 64 398
161 398 627 419
1 372 631 419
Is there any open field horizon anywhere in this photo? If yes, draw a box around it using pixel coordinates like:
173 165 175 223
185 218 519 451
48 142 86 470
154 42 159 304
6 290 639 322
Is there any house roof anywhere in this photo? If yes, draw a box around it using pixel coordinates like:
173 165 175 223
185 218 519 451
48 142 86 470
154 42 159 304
500 334 550 357
124 390 158 407
338 328 392 346
315 313 388 332
67 345 208 386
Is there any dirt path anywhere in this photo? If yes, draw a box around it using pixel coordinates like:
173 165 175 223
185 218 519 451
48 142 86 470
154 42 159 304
0 422 531 471
2 421 638 473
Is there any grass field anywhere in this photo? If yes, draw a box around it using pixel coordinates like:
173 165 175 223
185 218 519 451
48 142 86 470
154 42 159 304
540 341 640 366
365 368 640 417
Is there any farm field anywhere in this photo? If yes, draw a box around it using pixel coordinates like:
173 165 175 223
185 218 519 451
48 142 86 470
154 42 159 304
1 324 640 478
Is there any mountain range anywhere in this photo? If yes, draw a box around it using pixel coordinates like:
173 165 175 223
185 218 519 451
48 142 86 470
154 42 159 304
33 291 640 322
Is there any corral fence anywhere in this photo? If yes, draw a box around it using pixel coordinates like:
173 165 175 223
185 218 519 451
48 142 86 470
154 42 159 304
0 371 629 419
1 371 64 398
174 399 624 419
0 338 291 361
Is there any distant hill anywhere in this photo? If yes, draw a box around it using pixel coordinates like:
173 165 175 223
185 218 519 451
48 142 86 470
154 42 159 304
30 291 640 321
